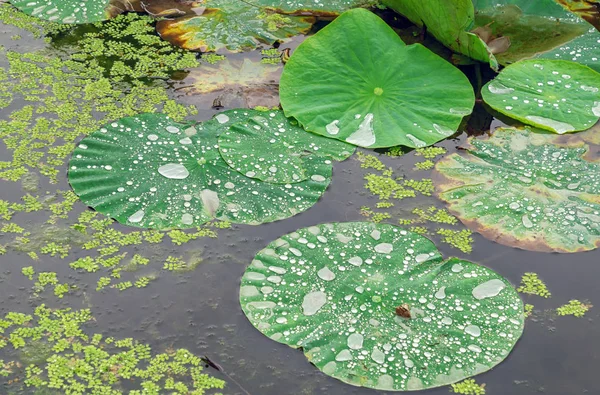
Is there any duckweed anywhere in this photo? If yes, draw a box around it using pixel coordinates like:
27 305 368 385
518 273 551 298
450 379 486 394
556 300 592 317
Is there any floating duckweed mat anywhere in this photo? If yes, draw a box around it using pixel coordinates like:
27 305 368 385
279 8 475 149
434 127 600 253
240 222 524 391
10 0 131 24
482 59 600 134
69 110 333 229
156 1 314 52
218 109 354 183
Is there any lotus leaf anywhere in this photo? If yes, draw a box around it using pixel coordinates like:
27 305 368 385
10 0 135 24
180 58 282 109
240 222 524 390
279 8 475 149
434 127 600 253
384 0 598 70
482 60 600 134
218 110 354 183
156 1 314 52
255 0 373 16
381 0 498 69
539 27 600 73
68 111 333 229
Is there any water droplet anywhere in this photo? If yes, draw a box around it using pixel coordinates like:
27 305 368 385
472 279 506 300
302 291 327 316
128 210 145 223
158 163 189 179
347 333 364 349
317 267 336 281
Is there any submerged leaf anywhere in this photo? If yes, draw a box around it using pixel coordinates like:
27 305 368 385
218 110 354 183
482 59 600 134
555 0 600 30
280 8 475 149
68 111 332 229
255 0 373 16
178 58 282 109
434 127 600 253
240 222 524 390
156 1 314 52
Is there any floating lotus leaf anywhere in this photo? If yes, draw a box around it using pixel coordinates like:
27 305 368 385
240 222 524 391
139 0 202 17
218 110 354 183
482 59 600 134
384 0 598 70
555 0 600 30
179 58 282 109
434 127 600 253
255 0 372 16
10 0 136 24
279 9 475 149
156 1 314 52
68 111 333 229
538 27 600 73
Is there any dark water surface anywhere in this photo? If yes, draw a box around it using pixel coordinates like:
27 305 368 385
0 12 598 395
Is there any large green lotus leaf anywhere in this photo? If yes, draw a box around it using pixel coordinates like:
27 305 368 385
434 127 600 253
180 58 282 109
473 0 593 65
240 222 524 391
156 1 314 52
68 111 332 229
538 27 600 73
381 0 499 69
218 110 354 184
255 0 373 15
482 59 600 134
279 9 475 149
9 0 137 24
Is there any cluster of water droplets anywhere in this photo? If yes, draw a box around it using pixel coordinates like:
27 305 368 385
13 0 108 23
240 223 523 390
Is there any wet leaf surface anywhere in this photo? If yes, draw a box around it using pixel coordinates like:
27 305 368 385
156 1 314 52
240 222 524 390
218 109 354 183
434 127 600 253
482 59 600 134
69 111 333 229
280 9 475 149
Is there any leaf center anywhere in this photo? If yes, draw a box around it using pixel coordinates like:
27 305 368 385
374 87 384 96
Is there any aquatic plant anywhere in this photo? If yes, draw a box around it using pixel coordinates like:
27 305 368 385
240 222 524 390
482 60 600 134
434 127 600 253
556 300 592 317
69 110 333 229
279 9 475 149
517 273 551 298
0 305 225 393
451 379 486 394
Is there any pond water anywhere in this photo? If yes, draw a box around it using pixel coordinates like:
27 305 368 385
0 6 599 395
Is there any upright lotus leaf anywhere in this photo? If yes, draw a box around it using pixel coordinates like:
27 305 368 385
482 59 600 134
472 0 591 64
180 58 282 109
156 1 314 52
434 127 600 253
68 110 333 229
381 0 498 69
10 0 136 24
240 222 524 391
218 110 354 183
279 9 475 149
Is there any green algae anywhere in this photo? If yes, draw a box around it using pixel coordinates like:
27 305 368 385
437 228 474 253
0 305 225 394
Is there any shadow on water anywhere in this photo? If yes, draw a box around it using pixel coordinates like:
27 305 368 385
0 7 599 395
